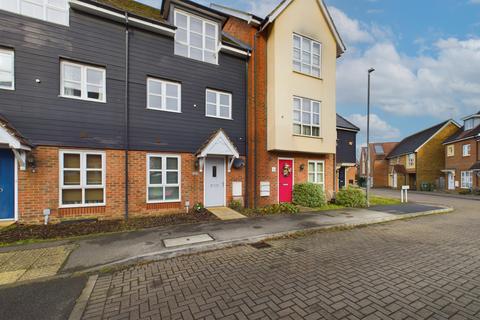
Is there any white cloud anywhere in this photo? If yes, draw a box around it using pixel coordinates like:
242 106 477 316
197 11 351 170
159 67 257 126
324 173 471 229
244 0 280 17
328 6 374 44
332 7 480 120
347 113 401 140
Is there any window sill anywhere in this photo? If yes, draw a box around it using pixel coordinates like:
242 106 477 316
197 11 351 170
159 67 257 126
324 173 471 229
206 115 233 121
59 204 106 209
59 95 107 104
0 87 14 91
293 134 323 140
146 107 182 114
147 200 182 204
293 70 323 80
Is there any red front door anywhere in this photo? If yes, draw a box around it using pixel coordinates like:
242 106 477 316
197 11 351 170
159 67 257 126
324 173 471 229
279 159 293 203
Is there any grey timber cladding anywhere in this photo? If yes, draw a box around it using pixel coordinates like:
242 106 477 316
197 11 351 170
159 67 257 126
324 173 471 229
0 7 247 155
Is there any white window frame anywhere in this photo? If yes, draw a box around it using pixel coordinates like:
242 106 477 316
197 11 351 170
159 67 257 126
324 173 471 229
463 144 471 157
205 89 232 120
293 96 321 137
465 119 474 131
461 171 473 189
59 150 106 208
0 48 14 90
308 160 325 190
407 154 415 168
447 145 455 157
60 60 106 103
0 0 70 26
146 77 181 113
173 9 219 64
293 33 322 78
146 154 181 203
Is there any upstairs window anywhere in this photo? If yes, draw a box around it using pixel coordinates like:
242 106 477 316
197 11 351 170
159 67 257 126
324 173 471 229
463 144 471 157
465 119 474 130
147 78 181 113
206 89 232 119
0 49 14 90
447 145 455 157
174 9 218 64
407 154 415 168
293 96 321 137
0 0 69 25
293 34 321 78
374 145 385 155
61 60 106 102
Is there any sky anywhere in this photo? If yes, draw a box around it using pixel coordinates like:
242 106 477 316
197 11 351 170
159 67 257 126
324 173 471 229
137 0 480 146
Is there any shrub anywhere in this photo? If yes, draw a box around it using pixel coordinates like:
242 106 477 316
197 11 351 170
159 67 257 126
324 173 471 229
229 200 243 211
258 203 299 215
292 183 326 208
193 202 204 212
459 189 472 195
335 187 367 208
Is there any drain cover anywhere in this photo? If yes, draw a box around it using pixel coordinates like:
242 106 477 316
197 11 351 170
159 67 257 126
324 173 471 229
250 242 272 249
163 234 214 248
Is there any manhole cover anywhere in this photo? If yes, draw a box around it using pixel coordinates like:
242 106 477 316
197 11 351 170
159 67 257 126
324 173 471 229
163 234 214 248
250 242 272 249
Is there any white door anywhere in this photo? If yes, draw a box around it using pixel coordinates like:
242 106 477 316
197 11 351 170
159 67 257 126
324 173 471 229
393 173 398 188
204 157 225 207
448 173 455 190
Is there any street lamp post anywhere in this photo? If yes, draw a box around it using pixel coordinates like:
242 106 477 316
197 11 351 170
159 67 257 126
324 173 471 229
366 68 375 207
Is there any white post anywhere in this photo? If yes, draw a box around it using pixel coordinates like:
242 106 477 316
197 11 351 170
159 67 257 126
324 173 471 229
405 189 408 203
401 189 404 203
401 185 410 203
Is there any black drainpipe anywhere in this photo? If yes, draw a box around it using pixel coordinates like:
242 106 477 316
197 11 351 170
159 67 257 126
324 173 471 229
124 13 130 220
252 31 260 208
244 56 250 208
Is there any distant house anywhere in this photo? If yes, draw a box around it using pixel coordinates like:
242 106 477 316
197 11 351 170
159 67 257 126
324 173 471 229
443 111 480 191
359 142 398 188
336 114 360 189
386 120 460 190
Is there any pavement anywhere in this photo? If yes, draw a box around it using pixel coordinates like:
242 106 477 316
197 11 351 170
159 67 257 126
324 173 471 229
74 193 479 320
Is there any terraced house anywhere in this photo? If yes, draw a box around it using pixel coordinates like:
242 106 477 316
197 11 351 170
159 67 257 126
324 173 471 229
386 120 460 190
215 0 346 206
443 111 480 191
0 0 250 223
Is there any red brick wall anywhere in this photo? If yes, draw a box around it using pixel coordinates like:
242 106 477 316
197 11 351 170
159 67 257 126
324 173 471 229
445 138 479 190
17 147 246 224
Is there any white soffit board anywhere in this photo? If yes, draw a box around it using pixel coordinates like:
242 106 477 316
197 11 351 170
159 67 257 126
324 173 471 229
163 234 214 247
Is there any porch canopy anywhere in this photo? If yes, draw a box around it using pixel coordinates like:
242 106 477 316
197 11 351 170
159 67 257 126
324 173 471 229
0 114 32 170
469 162 480 172
195 129 239 172
441 169 456 175
392 164 407 175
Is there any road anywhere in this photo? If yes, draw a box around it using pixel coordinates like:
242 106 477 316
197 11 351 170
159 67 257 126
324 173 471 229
1 191 479 320
77 191 480 319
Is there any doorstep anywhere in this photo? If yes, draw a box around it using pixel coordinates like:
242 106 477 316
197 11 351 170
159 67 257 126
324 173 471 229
207 207 246 220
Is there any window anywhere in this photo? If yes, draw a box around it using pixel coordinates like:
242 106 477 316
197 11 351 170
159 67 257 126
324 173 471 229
293 96 321 137
465 119 474 130
0 49 14 90
461 171 473 189
174 9 218 64
463 144 471 157
447 145 455 157
407 154 415 168
61 61 106 102
308 161 325 189
60 151 105 207
206 89 232 119
374 145 384 155
147 78 181 112
0 0 69 25
293 34 321 77
147 155 181 203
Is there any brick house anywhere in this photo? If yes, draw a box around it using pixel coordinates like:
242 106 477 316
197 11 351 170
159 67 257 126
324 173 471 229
359 142 398 188
386 120 460 190
336 114 360 189
0 0 251 223
215 0 346 205
442 111 480 191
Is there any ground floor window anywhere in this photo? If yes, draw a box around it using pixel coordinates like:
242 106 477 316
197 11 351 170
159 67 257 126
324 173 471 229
147 155 181 203
60 150 105 207
308 160 325 190
461 171 473 189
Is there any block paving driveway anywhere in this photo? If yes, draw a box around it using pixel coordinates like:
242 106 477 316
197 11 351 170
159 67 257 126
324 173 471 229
82 193 480 320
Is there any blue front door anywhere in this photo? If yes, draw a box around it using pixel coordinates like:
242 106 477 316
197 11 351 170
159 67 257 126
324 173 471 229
0 149 15 220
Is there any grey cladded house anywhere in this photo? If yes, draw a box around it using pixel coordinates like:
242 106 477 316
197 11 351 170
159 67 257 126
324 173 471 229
0 0 250 223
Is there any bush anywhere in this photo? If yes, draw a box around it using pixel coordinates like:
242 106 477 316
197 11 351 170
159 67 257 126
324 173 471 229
193 202 204 212
229 200 243 211
292 183 326 208
459 189 472 195
335 187 367 208
258 203 299 215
